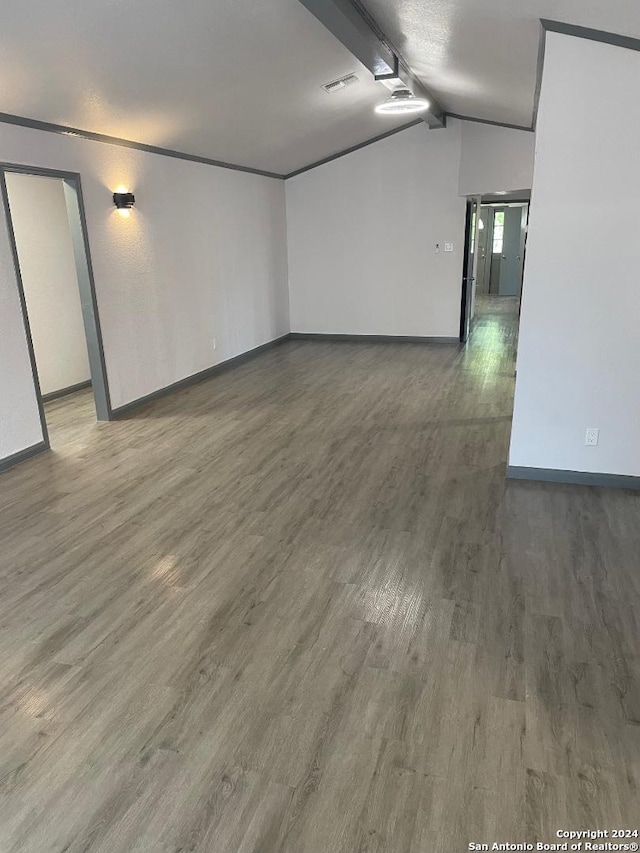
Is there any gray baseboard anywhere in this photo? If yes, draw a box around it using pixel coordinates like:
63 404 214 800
507 465 640 491
288 332 460 344
0 441 48 474
42 379 92 403
113 331 460 418
112 334 290 418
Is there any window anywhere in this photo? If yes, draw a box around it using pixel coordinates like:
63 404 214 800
492 210 504 254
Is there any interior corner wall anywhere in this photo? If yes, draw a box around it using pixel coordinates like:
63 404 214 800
286 121 467 338
5 173 91 396
285 118 535 338
0 123 289 464
458 121 535 196
1 112 534 466
509 32 640 477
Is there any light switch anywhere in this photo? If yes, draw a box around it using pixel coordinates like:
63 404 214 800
444 242 454 253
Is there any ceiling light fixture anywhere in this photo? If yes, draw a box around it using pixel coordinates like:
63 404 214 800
375 88 430 115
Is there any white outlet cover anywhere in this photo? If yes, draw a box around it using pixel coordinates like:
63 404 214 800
585 428 599 446
444 242 454 252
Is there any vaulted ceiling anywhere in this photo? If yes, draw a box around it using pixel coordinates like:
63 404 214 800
363 0 640 129
1 0 640 175
0 0 409 175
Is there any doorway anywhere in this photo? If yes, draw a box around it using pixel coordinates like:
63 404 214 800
1 165 112 450
459 195 529 345
476 203 528 298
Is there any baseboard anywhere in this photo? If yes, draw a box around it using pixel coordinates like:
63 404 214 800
111 334 291 418
42 380 92 403
0 441 48 474
288 332 460 344
506 465 640 490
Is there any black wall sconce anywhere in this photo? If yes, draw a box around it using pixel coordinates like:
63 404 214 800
113 191 135 210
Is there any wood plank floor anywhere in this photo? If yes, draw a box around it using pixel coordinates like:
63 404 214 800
1 297 638 851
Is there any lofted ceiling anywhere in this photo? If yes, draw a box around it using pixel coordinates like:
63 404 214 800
0 0 410 176
362 0 640 129
2 0 640 174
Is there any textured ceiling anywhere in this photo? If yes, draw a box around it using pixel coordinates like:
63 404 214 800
0 0 409 175
362 0 640 128
3 0 640 173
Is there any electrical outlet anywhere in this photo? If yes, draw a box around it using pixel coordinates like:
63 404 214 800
212 338 217 351
585 428 599 447
444 242 454 252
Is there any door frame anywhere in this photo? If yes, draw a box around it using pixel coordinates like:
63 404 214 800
459 197 480 343
480 199 530 297
0 163 113 451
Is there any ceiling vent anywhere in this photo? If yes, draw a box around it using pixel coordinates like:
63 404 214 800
322 73 358 94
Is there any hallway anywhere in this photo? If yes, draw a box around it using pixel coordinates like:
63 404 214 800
0 303 638 851
43 386 98 453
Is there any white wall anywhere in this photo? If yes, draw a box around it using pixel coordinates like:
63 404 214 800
0 112 534 465
5 173 90 396
509 32 640 477
0 123 289 461
0 196 43 460
458 121 535 196
287 121 467 337
286 118 536 338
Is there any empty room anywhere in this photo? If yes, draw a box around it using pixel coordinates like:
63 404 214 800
0 2 638 851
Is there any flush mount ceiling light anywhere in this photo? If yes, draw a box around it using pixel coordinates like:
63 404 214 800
374 88 430 115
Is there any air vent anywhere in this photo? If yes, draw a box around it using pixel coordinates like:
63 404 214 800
322 73 358 94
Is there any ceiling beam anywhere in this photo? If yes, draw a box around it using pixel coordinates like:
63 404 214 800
297 0 446 128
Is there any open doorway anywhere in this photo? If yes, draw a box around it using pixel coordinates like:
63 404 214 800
1 165 112 451
476 202 528 299
460 193 529 343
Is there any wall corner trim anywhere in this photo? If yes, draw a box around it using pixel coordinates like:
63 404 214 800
111 334 291 418
506 465 640 491
0 112 285 180
540 19 640 53
284 120 423 179
0 441 48 474
447 113 534 133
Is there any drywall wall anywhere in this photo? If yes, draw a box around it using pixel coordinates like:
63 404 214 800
458 120 535 196
286 117 535 338
0 112 531 465
0 185 43 460
509 32 640 477
0 122 289 463
286 121 467 337
5 173 90 396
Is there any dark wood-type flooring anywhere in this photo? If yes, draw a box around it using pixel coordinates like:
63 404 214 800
0 296 638 851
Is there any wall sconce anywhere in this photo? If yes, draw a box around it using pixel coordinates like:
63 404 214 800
113 191 135 217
